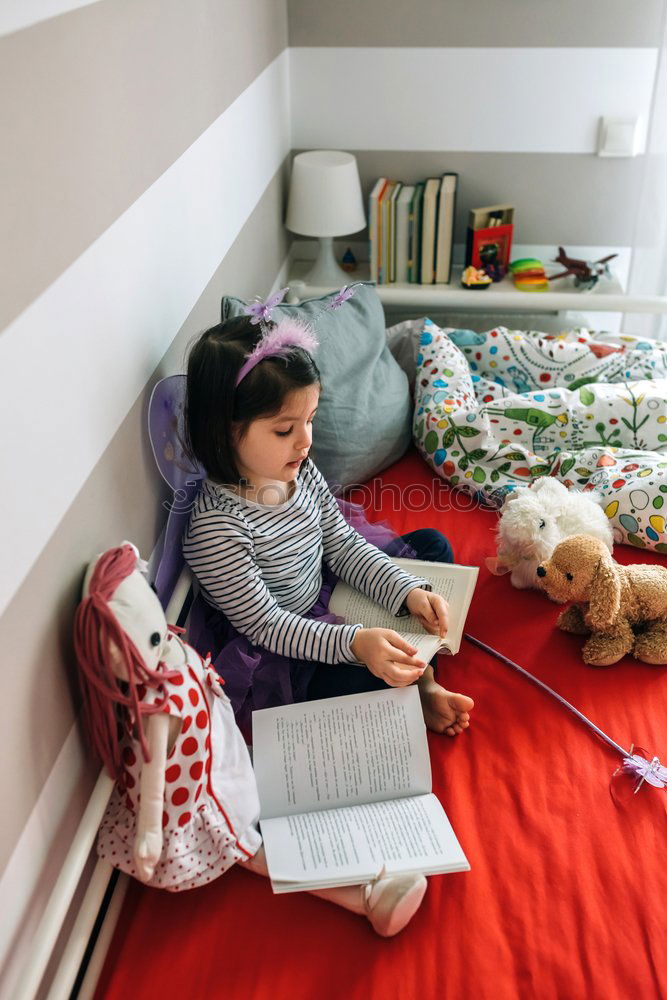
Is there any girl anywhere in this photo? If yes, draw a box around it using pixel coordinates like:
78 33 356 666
183 314 474 738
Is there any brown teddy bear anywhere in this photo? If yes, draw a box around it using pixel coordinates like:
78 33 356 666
536 534 667 666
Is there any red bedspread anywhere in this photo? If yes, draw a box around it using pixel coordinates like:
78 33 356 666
97 451 667 1000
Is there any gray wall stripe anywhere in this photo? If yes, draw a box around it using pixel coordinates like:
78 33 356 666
0 0 288 332
287 0 664 47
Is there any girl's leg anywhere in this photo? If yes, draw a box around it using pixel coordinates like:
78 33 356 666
386 527 455 564
240 847 426 938
307 662 388 700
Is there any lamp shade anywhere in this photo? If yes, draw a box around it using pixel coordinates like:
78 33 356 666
285 150 366 237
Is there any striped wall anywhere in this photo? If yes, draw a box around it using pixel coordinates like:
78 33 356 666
288 0 664 252
0 0 104 37
286 0 664 48
0 1 290 987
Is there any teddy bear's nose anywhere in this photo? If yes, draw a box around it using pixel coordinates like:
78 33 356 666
536 565 546 577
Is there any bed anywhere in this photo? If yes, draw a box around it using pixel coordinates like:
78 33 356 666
94 447 667 1000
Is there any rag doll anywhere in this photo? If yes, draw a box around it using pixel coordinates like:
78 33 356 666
489 477 613 592
72 543 427 935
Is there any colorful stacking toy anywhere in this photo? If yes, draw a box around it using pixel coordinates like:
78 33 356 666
509 258 549 291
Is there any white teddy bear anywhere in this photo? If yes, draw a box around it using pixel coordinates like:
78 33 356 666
489 478 614 592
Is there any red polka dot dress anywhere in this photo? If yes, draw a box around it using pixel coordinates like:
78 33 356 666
97 639 262 891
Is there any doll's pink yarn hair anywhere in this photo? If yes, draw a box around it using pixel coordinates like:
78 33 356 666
73 544 175 781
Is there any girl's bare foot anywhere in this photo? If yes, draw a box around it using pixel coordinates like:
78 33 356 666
418 666 474 736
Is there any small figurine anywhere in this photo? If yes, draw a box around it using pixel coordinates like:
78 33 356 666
477 243 505 282
549 247 618 290
461 265 492 290
341 247 357 273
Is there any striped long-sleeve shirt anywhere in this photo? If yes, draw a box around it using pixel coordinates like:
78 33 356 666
183 460 429 664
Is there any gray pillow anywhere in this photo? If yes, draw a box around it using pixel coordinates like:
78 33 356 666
221 283 412 487
385 317 427 393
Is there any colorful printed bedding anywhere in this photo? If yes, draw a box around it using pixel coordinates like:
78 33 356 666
414 321 667 552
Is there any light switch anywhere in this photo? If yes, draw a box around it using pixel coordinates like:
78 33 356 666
597 116 640 157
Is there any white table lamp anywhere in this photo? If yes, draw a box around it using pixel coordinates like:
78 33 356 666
285 150 366 287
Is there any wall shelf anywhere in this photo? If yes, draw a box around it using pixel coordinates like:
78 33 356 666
287 261 667 315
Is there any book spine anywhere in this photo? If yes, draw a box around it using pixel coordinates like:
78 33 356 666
435 173 458 284
378 186 385 285
388 192 394 284
413 185 424 285
446 175 458 284
369 178 387 283
369 191 377 283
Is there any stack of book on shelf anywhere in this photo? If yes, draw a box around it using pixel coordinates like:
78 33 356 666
369 173 458 286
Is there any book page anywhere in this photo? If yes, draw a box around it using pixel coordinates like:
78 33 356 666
252 687 431 820
328 558 478 656
261 793 470 892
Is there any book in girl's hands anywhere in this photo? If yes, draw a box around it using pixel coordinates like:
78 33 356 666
252 687 470 893
329 557 478 663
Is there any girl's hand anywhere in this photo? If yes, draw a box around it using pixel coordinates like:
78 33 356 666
351 628 426 687
406 588 449 638
134 828 163 882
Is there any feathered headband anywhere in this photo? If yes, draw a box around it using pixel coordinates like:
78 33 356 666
235 316 319 387
236 282 361 386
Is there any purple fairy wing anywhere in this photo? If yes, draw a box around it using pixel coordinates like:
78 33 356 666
147 375 206 606
148 375 204 489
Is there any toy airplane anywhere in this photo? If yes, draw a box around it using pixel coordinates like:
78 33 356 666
549 247 618 288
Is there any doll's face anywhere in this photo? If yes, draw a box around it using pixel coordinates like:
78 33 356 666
107 571 169 678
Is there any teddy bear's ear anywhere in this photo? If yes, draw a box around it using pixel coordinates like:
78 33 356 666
587 551 621 631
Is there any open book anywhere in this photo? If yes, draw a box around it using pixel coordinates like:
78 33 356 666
329 557 478 663
252 687 470 893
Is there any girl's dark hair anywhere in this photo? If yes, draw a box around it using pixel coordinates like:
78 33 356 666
185 314 321 484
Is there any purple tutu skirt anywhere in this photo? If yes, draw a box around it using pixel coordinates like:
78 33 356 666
186 500 414 740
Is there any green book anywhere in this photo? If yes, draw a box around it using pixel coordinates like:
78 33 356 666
409 182 425 283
